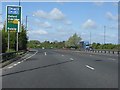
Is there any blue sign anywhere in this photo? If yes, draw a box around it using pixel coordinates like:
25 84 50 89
8 7 19 15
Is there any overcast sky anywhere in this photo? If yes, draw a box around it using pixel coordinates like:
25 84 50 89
1 1 118 44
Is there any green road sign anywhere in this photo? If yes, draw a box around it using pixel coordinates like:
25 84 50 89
6 5 22 32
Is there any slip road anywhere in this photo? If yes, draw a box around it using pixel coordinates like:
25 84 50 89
2 49 118 88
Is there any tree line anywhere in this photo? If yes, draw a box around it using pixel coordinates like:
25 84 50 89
27 33 81 49
28 40 65 49
1 24 28 53
27 33 119 50
92 43 120 50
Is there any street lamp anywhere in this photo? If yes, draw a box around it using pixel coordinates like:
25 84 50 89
90 32 91 46
104 26 106 44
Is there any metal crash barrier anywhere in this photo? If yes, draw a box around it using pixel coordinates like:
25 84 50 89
1 50 26 63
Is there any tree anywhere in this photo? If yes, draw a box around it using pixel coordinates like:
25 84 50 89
2 30 7 53
28 40 40 48
92 43 101 49
1 23 28 52
91 43 118 50
65 33 82 48
2 24 7 53
18 25 28 50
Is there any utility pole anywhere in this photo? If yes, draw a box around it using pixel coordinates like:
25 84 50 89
26 16 28 31
90 32 91 46
104 26 106 44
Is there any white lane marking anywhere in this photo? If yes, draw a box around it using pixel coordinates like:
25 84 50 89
108 58 116 60
7 50 38 69
111 59 116 60
44 52 47 56
62 55 64 56
70 58 74 60
90 55 92 56
23 50 38 61
20 54 30 59
13 64 17 66
86 65 95 70
8 66 13 69
17 62 21 64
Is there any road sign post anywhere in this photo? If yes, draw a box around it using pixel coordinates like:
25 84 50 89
7 30 10 52
16 21 19 51
6 5 22 51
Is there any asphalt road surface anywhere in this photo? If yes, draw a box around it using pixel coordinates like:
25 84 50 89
2 49 118 88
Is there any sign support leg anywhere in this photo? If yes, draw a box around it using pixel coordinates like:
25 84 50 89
16 32 18 51
7 30 10 52
16 21 19 51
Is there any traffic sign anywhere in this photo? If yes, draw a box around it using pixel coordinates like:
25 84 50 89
6 5 22 32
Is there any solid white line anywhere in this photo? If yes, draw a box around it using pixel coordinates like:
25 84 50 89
86 65 95 70
20 54 30 59
70 58 74 60
7 50 38 69
23 50 38 61
44 52 47 56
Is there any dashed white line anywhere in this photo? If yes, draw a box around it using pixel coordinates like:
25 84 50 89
13 64 17 66
86 65 95 70
108 58 116 60
17 62 21 64
111 59 116 60
44 52 47 56
62 55 64 56
70 58 74 60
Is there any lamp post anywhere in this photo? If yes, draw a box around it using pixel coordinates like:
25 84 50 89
90 32 91 46
26 16 28 31
104 26 106 44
